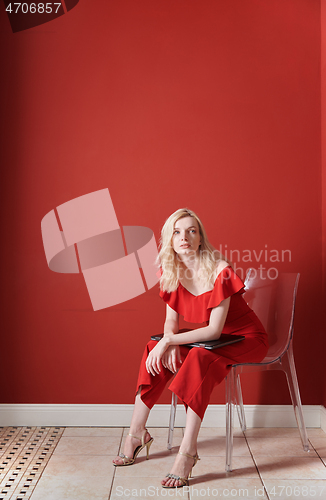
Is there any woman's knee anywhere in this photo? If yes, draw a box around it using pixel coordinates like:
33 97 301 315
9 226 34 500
184 347 215 363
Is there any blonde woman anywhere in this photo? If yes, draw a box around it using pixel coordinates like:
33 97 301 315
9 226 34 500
113 209 268 488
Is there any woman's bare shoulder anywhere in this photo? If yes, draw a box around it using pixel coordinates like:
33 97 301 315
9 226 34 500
214 260 231 280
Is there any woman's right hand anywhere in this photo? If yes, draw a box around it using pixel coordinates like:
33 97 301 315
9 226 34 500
161 345 182 373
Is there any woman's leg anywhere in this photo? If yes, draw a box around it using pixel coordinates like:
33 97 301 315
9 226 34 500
113 389 152 465
136 340 177 409
169 336 268 420
113 341 188 466
161 337 268 485
161 407 202 487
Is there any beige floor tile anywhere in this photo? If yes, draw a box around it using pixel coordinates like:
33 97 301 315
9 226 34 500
263 479 326 499
188 478 267 499
53 436 121 456
194 456 259 479
246 437 317 457
306 428 326 437
30 475 112 500
309 437 326 458
198 427 244 438
244 427 306 438
197 436 250 457
62 427 123 437
150 436 183 454
111 476 189 499
3 426 326 500
254 456 326 480
42 454 115 478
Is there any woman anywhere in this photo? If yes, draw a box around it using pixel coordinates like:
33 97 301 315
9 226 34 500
113 208 269 488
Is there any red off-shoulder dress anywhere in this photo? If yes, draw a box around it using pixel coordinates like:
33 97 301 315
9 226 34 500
136 266 268 420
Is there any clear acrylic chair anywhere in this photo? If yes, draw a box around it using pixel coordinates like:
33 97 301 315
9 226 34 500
225 269 309 471
167 269 310 472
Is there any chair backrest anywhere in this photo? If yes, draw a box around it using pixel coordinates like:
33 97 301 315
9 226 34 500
243 269 300 362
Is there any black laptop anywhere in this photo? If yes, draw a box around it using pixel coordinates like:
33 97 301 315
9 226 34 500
151 333 244 350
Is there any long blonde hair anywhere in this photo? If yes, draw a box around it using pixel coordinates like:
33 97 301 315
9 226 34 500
158 208 228 292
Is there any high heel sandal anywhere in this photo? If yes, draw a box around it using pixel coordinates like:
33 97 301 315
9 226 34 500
113 428 154 466
162 451 200 488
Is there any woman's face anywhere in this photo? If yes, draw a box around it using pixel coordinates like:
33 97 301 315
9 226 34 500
172 216 201 257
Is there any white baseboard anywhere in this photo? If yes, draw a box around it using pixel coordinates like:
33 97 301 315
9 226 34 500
0 404 323 429
321 405 326 433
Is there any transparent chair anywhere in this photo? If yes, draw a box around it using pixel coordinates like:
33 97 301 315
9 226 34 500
225 269 309 471
167 269 310 473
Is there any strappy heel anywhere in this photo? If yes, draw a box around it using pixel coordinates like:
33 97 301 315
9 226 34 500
113 429 154 467
162 451 200 488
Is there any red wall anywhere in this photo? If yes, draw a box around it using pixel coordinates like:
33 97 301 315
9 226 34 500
322 0 326 409
0 0 323 407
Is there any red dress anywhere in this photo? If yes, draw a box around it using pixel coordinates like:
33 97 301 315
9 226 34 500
136 266 269 420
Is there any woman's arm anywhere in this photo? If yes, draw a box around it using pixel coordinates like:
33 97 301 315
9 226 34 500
145 297 231 375
146 305 180 375
163 304 179 335
162 305 181 373
166 296 231 346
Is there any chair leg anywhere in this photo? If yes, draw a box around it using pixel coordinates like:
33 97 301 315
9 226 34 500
167 392 178 450
282 343 309 452
235 373 247 432
225 369 236 472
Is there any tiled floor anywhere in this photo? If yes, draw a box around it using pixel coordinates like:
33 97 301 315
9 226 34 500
1 426 326 499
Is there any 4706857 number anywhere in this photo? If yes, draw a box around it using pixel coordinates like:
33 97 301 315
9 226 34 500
5 3 62 14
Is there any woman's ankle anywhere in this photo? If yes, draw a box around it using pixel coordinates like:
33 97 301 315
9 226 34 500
178 440 197 457
128 426 147 438
179 449 197 458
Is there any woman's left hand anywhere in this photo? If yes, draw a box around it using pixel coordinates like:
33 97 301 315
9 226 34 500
146 337 170 376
